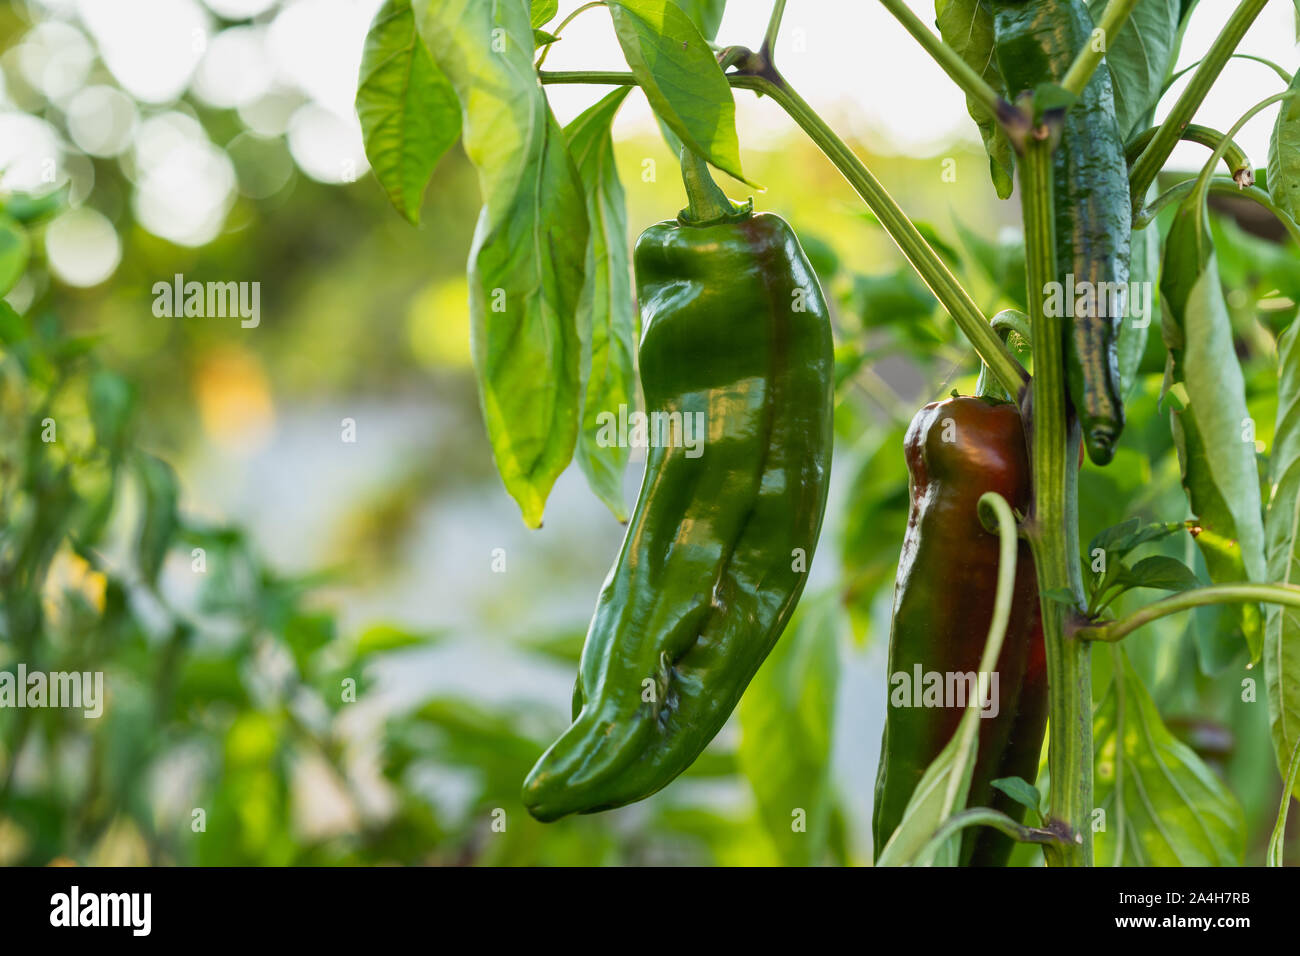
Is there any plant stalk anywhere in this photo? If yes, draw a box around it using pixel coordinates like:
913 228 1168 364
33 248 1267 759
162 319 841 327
1018 135 1091 868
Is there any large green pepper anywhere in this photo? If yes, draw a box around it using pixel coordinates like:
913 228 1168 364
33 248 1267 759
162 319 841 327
992 0 1131 465
872 396 1047 866
522 153 834 821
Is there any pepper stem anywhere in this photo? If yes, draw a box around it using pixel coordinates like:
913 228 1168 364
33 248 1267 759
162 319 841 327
678 148 751 225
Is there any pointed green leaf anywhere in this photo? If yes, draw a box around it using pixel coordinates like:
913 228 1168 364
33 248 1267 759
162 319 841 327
565 88 637 522
357 0 461 225
935 0 1014 199
607 0 750 185
1094 650 1245 865
1267 322 1300 801
419 0 589 528
1267 70 1300 222
1086 0 1180 140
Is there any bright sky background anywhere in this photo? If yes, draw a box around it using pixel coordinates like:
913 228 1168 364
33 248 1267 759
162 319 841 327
543 0 1300 170
2 0 1297 284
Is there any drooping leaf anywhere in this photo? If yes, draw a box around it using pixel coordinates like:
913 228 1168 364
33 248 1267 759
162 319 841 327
357 0 461 225
1266 322 1300 800
418 0 589 528
607 0 750 185
738 593 844 866
565 88 637 522
135 452 179 584
935 0 1014 199
1160 207 1267 659
1093 649 1245 865
1267 70 1300 222
89 369 135 454
1086 0 1180 140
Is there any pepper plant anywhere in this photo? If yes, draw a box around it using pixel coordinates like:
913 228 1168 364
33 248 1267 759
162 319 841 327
356 0 1300 866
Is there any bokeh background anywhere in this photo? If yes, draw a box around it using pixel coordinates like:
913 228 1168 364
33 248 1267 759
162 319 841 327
1 0 1297 865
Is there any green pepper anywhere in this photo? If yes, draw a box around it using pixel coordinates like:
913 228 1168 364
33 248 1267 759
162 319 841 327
872 396 1047 866
521 152 834 821
992 0 1131 465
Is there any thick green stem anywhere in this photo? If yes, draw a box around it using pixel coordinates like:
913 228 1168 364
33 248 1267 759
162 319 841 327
538 68 1029 396
1078 583 1300 643
1128 0 1270 210
760 0 787 61
1060 0 1141 97
1019 136 1091 868
677 147 749 223
878 0 1003 119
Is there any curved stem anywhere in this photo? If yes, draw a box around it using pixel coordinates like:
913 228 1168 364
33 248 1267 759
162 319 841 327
734 72 1029 397
1128 0 1270 210
1268 736 1300 866
533 1 606 69
1164 52 1293 94
1134 176 1300 245
878 0 1002 119
760 0 787 63
1125 124 1253 185
916 808 1061 866
1077 583 1300 643
1190 91 1293 207
1018 135 1091 867
1061 0 1141 97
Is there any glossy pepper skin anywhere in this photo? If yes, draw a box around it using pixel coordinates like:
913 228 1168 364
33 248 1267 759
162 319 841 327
521 203 834 822
872 397 1047 866
992 0 1131 465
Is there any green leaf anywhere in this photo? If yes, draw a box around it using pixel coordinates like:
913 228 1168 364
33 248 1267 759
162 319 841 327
674 0 726 40
355 623 439 659
1267 70 1300 222
935 0 1014 199
530 0 558 28
1093 649 1245 865
0 214 30 297
1089 516 1142 557
1160 210 1267 659
89 369 135 453
419 0 589 528
135 453 179 584
0 185 68 224
1266 321 1300 801
565 88 637 522
284 612 336 673
533 28 559 47
607 0 750 185
356 0 461 225
738 593 844 866
1117 554 1200 592
989 776 1041 818
1087 0 1180 140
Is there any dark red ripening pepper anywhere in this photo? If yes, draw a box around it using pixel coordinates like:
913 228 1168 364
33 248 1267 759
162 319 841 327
872 395 1048 866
